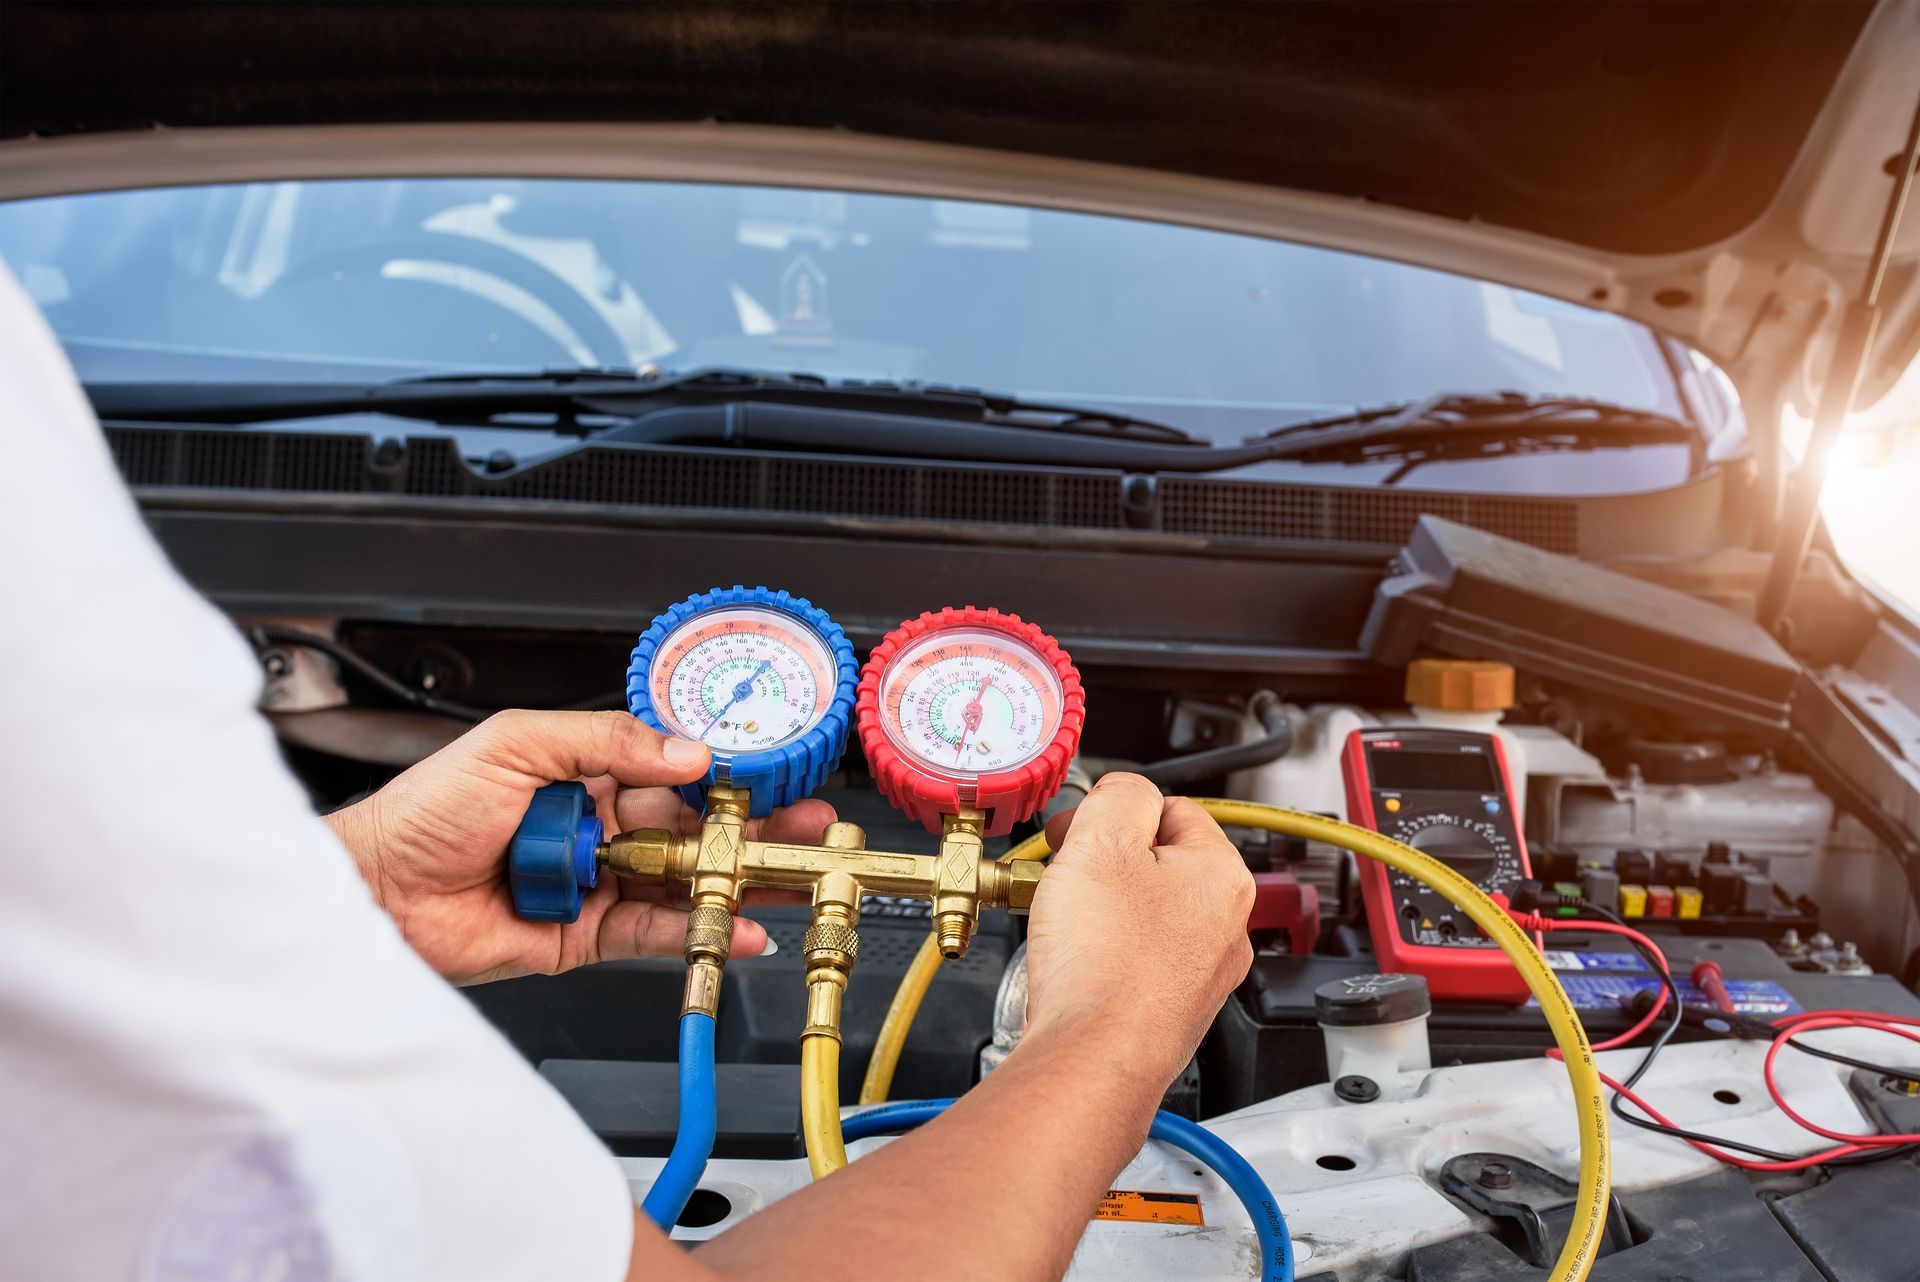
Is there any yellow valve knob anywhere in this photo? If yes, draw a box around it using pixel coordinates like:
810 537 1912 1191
1406 658 1515 712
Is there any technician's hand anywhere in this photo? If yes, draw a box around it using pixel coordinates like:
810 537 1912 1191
323 709 833 985
1023 773 1254 1091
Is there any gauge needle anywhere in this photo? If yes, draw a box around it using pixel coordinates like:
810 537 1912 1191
702 658 773 738
954 675 993 763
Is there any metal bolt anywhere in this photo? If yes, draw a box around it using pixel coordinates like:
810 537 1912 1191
262 649 291 678
1477 1161 1514 1190
1333 1075 1379 1104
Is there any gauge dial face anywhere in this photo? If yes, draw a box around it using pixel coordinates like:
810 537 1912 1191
649 606 836 756
877 627 1064 778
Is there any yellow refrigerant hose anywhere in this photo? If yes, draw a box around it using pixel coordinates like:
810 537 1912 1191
850 799 1610 1282
857 932 944 1108
801 1036 849 1178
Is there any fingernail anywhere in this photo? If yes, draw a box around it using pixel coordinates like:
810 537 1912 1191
759 936 778 957
662 738 708 770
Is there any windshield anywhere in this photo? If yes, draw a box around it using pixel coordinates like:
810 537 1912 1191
0 177 1691 489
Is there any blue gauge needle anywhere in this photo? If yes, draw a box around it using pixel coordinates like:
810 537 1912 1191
702 658 773 738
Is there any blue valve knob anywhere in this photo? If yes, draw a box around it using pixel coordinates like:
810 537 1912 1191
508 781 603 923
627 586 858 818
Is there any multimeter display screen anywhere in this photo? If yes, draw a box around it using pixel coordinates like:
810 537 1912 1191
1368 748 1496 793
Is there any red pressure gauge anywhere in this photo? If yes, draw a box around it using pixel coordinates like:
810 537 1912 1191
857 607 1085 836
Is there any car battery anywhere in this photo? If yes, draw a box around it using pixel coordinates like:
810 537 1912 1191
1205 931 1920 1113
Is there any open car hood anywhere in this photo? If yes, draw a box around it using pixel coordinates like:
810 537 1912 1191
3 0 1918 403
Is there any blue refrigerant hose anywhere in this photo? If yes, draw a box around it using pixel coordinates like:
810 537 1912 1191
840 1099 1295 1282
640 1013 718 1228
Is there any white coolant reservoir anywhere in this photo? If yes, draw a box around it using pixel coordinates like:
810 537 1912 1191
1404 658 1529 821
1228 703 1374 818
1316 972 1432 1091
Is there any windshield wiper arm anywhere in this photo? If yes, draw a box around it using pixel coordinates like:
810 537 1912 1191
606 389 1698 473
1239 390 1702 470
85 365 1207 445
1247 390 1694 448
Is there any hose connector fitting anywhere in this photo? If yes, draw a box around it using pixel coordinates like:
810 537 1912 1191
682 900 735 1017
802 873 860 1041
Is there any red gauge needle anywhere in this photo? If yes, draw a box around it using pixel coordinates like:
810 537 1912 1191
954 674 993 763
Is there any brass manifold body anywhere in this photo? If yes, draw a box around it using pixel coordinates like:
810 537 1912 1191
597 785 1044 1048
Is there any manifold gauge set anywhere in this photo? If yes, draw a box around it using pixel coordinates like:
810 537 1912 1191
507 585 1084 924
625 586 1084 834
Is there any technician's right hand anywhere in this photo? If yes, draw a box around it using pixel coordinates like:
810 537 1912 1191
1023 773 1256 1094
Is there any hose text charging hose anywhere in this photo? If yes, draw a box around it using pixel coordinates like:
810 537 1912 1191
861 799 1611 1282
640 1012 718 1228
843 1100 1297 1282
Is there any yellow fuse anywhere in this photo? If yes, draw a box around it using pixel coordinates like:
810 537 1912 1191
1676 886 1703 919
1619 885 1647 918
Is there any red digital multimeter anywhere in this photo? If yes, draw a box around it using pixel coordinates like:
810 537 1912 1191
1341 726 1536 1003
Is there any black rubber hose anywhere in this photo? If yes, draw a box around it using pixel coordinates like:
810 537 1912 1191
1137 690 1293 789
251 625 493 722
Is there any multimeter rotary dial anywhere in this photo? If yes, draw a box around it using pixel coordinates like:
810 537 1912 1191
1395 814 1522 888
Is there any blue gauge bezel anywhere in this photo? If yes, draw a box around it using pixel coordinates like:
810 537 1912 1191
626 586 858 818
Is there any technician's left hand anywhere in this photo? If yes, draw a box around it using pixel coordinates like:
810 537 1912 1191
323 709 833 985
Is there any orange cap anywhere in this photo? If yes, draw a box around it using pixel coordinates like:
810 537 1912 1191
1406 659 1515 712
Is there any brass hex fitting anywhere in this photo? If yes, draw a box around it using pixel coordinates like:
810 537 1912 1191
984 858 1044 912
604 828 679 881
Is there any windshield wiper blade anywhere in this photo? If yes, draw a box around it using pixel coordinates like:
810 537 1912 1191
1245 390 1694 452
86 365 1207 445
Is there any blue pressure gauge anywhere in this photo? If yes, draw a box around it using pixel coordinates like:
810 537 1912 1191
508 586 855 923
627 586 858 817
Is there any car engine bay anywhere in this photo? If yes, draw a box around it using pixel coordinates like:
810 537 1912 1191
179 434 1920 1281
8 1 1920 1276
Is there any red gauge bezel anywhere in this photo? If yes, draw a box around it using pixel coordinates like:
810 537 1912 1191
857 606 1084 836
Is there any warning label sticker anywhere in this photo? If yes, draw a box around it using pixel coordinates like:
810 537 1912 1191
1094 1190 1204 1226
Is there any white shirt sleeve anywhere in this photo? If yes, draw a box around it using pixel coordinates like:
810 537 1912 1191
0 263 635 1282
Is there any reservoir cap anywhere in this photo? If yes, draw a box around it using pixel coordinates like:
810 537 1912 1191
1315 972 1432 1026
1406 658 1514 712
